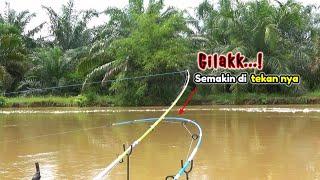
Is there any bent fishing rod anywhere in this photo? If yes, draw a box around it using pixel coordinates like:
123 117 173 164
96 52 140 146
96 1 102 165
93 70 190 180
112 117 203 179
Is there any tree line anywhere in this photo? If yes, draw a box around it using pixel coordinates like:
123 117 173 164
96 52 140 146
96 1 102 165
0 0 320 106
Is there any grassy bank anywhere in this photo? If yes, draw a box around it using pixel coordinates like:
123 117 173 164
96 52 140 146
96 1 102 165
1 91 320 108
0 95 114 108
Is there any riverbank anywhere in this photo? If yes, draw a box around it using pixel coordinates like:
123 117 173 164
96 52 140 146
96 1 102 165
0 95 113 108
1 91 320 108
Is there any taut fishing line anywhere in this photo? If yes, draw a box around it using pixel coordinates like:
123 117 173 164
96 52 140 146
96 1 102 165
93 70 195 180
1 70 202 179
2 70 186 95
0 125 109 144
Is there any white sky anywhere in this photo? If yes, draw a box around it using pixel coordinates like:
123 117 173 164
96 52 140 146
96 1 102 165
1 0 319 37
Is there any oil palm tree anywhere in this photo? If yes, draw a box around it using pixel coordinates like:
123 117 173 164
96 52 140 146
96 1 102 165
21 47 77 91
0 24 27 92
42 0 98 50
0 2 45 48
195 0 320 93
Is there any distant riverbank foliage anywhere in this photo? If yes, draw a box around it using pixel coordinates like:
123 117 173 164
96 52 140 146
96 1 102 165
2 90 320 108
1 0 320 106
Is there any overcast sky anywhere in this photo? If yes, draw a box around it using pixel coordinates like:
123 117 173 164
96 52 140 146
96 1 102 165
1 0 319 37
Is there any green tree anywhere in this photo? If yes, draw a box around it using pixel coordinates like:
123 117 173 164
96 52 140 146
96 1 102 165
42 0 98 50
18 47 81 95
79 0 191 105
0 2 45 48
0 24 28 92
195 0 320 94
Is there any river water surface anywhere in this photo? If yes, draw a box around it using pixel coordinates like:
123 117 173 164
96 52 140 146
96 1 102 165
1 105 320 179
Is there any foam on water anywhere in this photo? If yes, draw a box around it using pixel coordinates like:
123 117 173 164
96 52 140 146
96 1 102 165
0 109 167 114
219 107 320 113
1 107 320 114
18 151 58 159
0 108 221 114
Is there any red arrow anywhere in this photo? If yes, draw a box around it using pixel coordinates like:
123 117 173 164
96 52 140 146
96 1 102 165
178 87 198 115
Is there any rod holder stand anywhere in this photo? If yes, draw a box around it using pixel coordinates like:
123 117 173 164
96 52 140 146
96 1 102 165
165 175 174 180
181 160 193 180
119 143 133 180
165 159 194 180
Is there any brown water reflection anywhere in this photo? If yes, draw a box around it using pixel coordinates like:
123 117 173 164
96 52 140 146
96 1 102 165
1 105 320 179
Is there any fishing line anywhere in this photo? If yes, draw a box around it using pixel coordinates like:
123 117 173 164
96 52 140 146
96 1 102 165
3 70 186 95
93 70 190 180
186 138 194 162
183 122 192 136
1 70 192 179
182 122 195 161
0 125 109 144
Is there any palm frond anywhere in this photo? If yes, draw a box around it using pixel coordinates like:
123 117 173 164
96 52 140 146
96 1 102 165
82 61 116 90
26 22 46 37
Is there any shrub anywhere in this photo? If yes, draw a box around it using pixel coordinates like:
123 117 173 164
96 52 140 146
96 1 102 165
0 96 6 107
74 95 87 107
74 92 98 107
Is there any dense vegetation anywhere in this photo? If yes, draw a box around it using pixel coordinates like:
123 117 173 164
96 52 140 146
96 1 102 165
0 0 320 106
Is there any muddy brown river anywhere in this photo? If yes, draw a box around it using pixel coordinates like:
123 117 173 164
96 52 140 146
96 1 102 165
1 105 320 179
